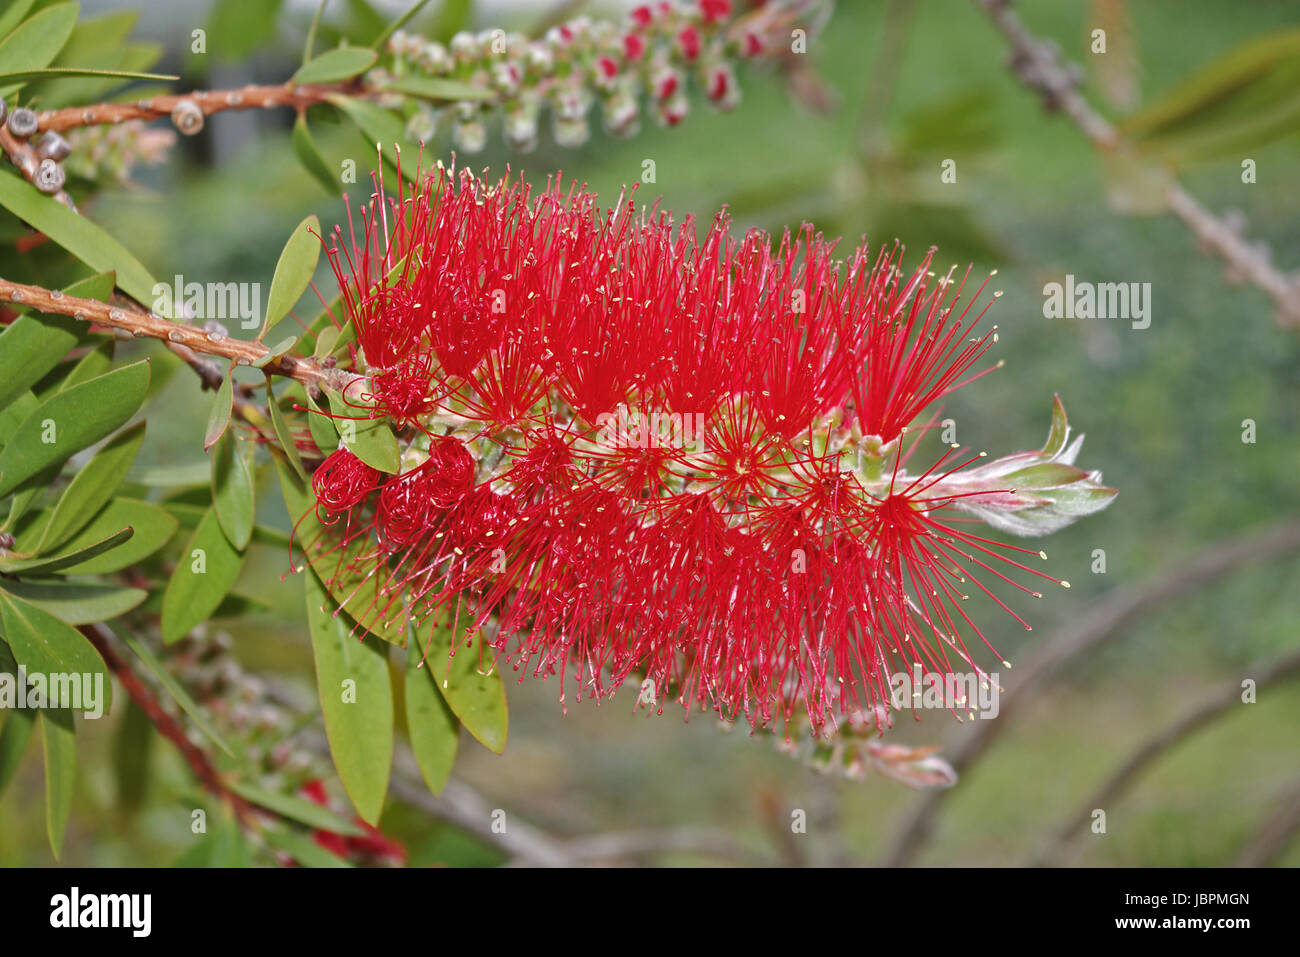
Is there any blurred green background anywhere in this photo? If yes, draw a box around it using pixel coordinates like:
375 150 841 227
2 0 1298 866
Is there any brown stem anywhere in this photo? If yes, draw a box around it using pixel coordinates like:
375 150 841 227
1235 773 1300 867
79 623 257 822
973 0 1300 328
35 83 352 134
1032 647 1300 866
0 276 354 394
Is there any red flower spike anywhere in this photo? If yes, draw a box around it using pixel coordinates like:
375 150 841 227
304 164 1115 736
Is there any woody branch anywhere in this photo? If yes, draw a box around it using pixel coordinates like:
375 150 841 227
0 276 354 394
974 0 1300 328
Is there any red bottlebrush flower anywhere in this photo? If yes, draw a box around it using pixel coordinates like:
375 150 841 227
312 448 381 517
309 164 1115 736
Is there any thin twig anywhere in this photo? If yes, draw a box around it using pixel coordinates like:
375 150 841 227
1235 773 1300 867
883 518 1300 867
973 0 1300 327
0 276 353 394
80 624 258 821
34 83 351 134
1032 648 1300 866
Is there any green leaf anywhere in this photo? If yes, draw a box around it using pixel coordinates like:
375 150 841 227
0 3 78 75
56 337 115 393
292 113 340 196
372 0 435 50
327 387 399 473
207 0 285 61
0 579 146 625
252 334 298 369
114 625 233 756
267 379 309 482
0 271 115 412
262 214 322 339
306 388 339 454
204 373 234 452
303 0 328 64
262 825 353 867
376 75 492 102
0 706 35 798
405 634 459 794
420 612 507 755
226 779 365 836
40 707 75 860
328 94 420 182
0 526 132 576
113 699 152 814
0 66 177 83
18 499 177 575
37 420 145 553
292 46 377 85
0 359 149 499
0 590 109 704
305 568 394 825
211 431 255 550
160 507 244 644
130 462 211 487
0 1 37 40
0 172 157 303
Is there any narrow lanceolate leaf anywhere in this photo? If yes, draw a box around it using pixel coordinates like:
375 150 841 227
15 499 176 575
226 779 365 837
160 507 244 644
292 46 377 85
0 66 178 84
305 569 394 826
114 699 152 814
0 3 78 75
0 579 146 625
261 214 321 339
306 389 339 454
252 335 298 369
204 373 234 452
327 387 399 474
420 613 507 755
0 526 133 576
267 380 308 481
0 707 36 798
292 113 339 196
405 634 459 795
0 359 150 499
40 707 76 860
0 589 110 712
114 626 233 756
0 1 37 41
0 173 156 303
37 420 145 553
261 825 352 867
328 94 420 182
211 431 255 550
372 0 435 50
0 271 115 411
